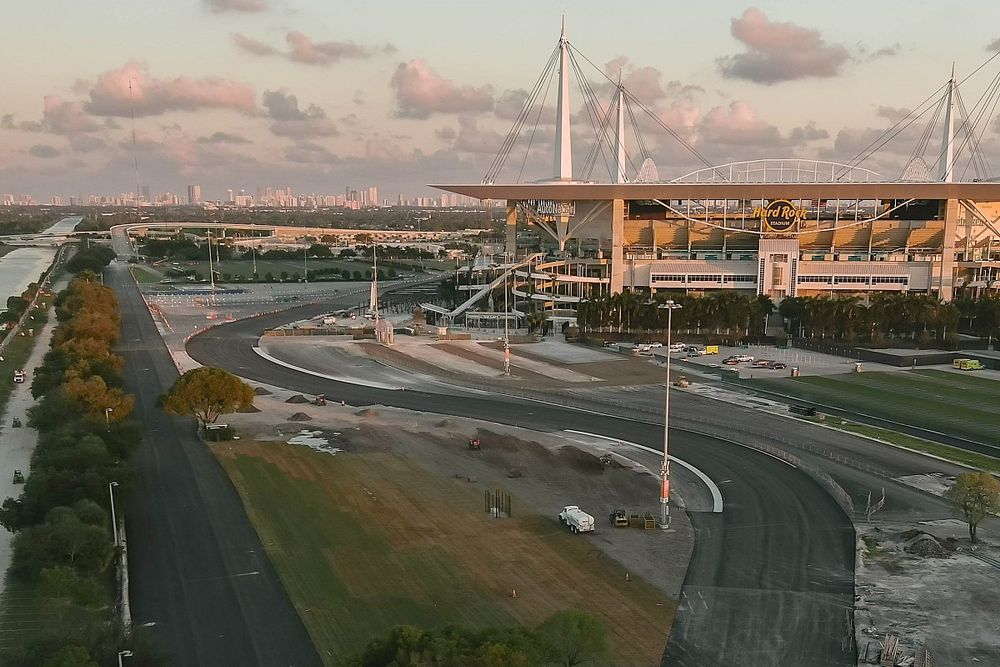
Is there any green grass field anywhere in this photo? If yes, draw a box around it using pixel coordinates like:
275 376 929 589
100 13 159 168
214 442 672 666
0 308 48 417
750 369 1000 444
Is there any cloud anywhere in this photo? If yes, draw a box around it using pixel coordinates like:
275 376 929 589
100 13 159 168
391 60 495 119
43 96 101 134
1 113 43 132
788 122 829 143
197 131 252 144
232 30 395 66
204 0 267 13
69 135 107 153
262 89 337 139
29 144 60 158
600 57 704 104
443 116 506 154
85 61 256 117
231 33 278 57
717 8 850 84
285 142 337 164
698 101 784 146
856 43 900 63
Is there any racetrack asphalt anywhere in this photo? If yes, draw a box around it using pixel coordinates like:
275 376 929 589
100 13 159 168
110 263 321 667
186 299 859 666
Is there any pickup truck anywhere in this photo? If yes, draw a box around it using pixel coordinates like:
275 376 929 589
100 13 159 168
558 505 596 534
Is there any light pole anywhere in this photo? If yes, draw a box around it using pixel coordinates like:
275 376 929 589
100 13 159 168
104 407 113 431
658 300 682 529
117 650 133 667
503 252 511 376
109 481 120 548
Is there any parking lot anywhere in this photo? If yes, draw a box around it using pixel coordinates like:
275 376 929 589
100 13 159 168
654 343 906 380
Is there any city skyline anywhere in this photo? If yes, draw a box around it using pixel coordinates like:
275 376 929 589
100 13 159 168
2 2 1000 200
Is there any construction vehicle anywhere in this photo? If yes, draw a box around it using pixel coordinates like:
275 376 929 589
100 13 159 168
558 505 595 534
12 417 21 428
673 376 689 388
599 454 614 466
13 370 25 383
953 358 985 371
314 394 327 406
468 438 481 450
609 509 629 527
12 470 24 484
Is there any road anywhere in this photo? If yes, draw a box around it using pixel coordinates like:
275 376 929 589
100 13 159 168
186 300 859 666
108 263 320 666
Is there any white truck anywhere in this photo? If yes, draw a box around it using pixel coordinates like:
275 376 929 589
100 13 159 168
558 505 596 534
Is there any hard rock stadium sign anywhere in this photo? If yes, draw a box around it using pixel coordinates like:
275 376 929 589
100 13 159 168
752 199 809 234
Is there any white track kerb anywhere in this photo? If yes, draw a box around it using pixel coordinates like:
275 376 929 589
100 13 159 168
563 429 724 513
251 346 405 391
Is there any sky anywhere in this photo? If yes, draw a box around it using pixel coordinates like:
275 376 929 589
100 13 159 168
2 0 1000 201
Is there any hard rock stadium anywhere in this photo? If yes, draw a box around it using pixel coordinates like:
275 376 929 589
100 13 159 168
430 22 1000 325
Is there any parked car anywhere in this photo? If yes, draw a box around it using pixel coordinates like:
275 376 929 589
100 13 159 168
687 351 702 358
768 361 787 370
723 357 740 365
752 359 771 368
669 342 686 352
645 342 663 348
733 354 754 363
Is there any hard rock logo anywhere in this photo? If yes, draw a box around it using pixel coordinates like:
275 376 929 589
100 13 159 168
752 199 808 233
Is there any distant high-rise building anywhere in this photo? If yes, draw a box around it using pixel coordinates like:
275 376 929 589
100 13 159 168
368 186 378 208
226 189 234 203
141 185 151 203
187 185 202 205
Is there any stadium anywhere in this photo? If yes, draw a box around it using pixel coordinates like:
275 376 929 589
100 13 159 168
431 24 1000 325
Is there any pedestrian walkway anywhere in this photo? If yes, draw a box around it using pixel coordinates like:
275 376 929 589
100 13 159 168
0 279 65 592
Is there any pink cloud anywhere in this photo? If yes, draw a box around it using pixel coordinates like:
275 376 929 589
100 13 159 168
85 61 256 117
231 33 278 57
391 60 495 119
232 30 395 66
43 96 101 134
717 8 849 84
699 101 783 146
262 89 337 139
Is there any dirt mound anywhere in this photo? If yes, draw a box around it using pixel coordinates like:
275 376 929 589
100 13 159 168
238 404 261 413
285 394 310 404
356 408 379 417
288 412 313 422
556 445 606 475
254 386 273 396
903 532 953 558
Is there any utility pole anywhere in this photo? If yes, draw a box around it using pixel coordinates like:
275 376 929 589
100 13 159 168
658 300 682 529
303 245 308 283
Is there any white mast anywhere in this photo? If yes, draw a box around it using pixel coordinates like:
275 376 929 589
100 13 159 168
940 64 957 183
553 17 573 181
614 73 627 184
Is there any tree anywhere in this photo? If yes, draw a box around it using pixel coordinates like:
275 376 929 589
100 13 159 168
946 472 1000 543
160 367 254 424
536 611 608 667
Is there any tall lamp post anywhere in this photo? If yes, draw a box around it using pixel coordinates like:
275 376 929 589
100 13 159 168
503 252 511 376
104 407 113 431
658 300 682 529
117 650 133 667
109 481 120 548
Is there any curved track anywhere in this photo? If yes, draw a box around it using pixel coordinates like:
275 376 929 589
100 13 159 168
187 302 856 666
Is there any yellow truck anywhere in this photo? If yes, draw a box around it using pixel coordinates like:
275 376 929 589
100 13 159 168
953 358 986 371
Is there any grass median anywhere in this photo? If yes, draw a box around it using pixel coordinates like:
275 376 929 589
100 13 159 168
213 441 673 666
